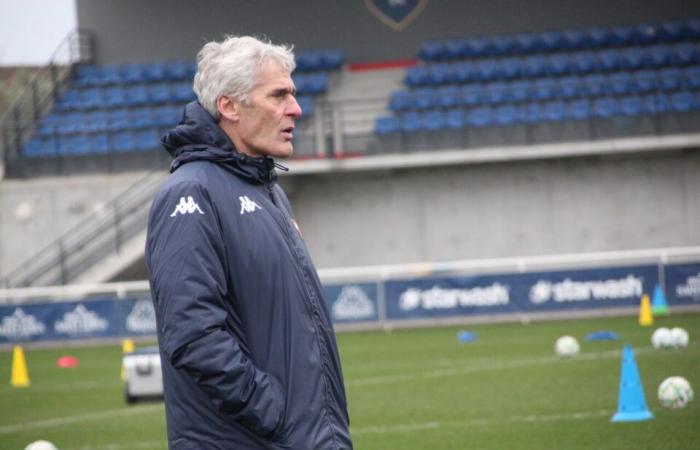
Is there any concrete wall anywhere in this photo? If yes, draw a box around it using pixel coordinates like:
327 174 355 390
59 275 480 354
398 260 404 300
284 150 700 268
0 171 150 278
75 0 700 64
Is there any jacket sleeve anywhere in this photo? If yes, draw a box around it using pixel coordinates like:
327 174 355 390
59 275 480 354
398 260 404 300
146 181 284 439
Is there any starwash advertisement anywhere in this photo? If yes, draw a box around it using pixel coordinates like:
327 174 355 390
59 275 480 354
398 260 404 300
384 265 659 320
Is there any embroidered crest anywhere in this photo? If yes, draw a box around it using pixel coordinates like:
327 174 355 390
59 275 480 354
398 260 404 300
365 0 429 31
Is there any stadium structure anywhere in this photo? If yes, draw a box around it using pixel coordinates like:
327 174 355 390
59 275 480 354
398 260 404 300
1 0 700 341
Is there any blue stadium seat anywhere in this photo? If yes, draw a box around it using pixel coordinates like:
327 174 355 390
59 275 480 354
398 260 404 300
296 96 314 117
687 18 700 39
558 75 582 99
63 135 90 155
414 88 434 110
522 55 548 78
103 86 127 108
422 110 446 131
389 90 411 111
582 73 607 97
619 47 646 71
567 99 591 120
634 22 659 45
597 49 620 72
89 133 110 154
321 49 343 70
427 64 450 85
108 109 131 131
646 45 671 68
125 84 149 106
494 104 520 126
592 97 619 118
619 95 644 116
143 63 167 82
83 110 109 132
514 32 538 54
669 91 697 112
445 109 464 129
586 27 612 48
659 19 685 42
484 81 510 104
79 88 102 110
165 60 191 80
375 116 400 135
435 85 461 108
509 79 531 102
449 62 474 84
57 112 83 134
121 63 146 84
532 78 559 101
405 66 429 86
170 81 196 102
147 83 171 104
561 29 587 51
519 103 543 124
498 57 521 79
466 106 494 128
135 129 160 150
632 70 657 94
657 67 683 91
37 114 61 136
131 108 156 128
547 53 569 76
419 40 444 61
23 137 45 157
100 64 123 85
536 30 563 52
112 131 137 152
446 38 469 60
466 37 490 58
685 66 700 90
542 100 567 122
296 50 322 71
73 65 100 87
491 34 515 56
460 85 483 107
671 43 700 66
400 112 422 132
571 51 598 74
610 25 635 46
608 72 634 96
152 105 182 127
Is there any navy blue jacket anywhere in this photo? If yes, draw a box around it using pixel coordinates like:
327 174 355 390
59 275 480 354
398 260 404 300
146 102 352 449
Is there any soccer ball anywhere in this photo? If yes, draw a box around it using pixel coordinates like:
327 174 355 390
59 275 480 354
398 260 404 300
555 336 580 357
658 376 694 409
651 327 673 349
24 441 58 450
669 327 689 349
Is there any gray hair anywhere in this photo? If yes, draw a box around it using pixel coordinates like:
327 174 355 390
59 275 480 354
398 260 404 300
193 35 296 120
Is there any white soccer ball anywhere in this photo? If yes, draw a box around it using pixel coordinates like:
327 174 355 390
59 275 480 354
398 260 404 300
658 376 694 409
669 327 689 349
651 327 673 349
24 441 58 450
555 336 580 357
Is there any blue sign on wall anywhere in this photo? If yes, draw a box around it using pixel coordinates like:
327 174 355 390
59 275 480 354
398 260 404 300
664 263 700 304
385 265 659 320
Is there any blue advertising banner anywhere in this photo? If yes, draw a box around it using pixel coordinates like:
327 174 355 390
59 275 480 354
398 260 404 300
664 263 700 304
323 282 379 323
385 265 659 320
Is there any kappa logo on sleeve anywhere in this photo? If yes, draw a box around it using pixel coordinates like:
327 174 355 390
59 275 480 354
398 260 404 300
239 196 261 215
170 196 205 217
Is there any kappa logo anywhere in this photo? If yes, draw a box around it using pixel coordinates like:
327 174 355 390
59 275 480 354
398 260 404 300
239 196 261 215
170 196 204 217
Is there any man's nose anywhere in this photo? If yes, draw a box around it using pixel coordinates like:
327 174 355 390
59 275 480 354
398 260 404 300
287 97 302 118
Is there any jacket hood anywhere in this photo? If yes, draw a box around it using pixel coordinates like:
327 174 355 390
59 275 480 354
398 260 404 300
160 101 278 184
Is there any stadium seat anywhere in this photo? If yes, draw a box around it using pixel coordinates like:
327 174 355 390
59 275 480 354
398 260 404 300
400 112 422 132
134 129 160 150
435 85 462 109
108 109 131 131
112 131 137 152
125 85 149 106
143 63 167 82
419 40 444 61
494 104 520 126
374 116 400 135
542 101 567 122
170 81 196 102
83 110 109 132
147 84 171 104
567 99 591 120
165 60 191 80
103 86 127 108
592 97 619 118
121 63 146 84
422 110 446 131
90 133 110 154
466 106 494 128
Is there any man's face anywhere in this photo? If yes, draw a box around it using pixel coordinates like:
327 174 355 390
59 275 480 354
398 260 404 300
231 61 302 158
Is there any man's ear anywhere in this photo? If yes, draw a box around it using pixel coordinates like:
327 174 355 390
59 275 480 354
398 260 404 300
217 96 240 122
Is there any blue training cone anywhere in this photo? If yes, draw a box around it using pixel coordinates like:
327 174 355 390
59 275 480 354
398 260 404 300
651 284 670 316
611 345 654 422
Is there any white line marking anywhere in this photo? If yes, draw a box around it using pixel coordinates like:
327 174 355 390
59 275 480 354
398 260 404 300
0 404 163 434
351 409 612 435
346 348 640 387
65 441 164 450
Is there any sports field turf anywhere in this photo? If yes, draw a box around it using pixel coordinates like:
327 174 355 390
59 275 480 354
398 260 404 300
1 312 698 449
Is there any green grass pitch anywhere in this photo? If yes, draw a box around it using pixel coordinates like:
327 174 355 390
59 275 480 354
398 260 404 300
1 312 698 449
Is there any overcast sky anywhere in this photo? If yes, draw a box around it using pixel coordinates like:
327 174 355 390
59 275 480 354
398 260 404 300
0 0 76 66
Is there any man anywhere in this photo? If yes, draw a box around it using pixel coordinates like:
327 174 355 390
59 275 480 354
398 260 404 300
145 36 353 449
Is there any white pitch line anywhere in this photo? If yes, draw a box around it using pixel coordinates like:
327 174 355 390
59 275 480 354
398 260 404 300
351 409 612 435
0 404 163 434
346 348 641 387
65 441 164 450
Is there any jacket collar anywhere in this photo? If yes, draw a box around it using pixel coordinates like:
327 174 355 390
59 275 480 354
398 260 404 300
160 101 278 184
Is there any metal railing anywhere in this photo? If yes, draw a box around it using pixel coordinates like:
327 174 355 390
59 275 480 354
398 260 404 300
0 29 93 164
1 169 166 288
